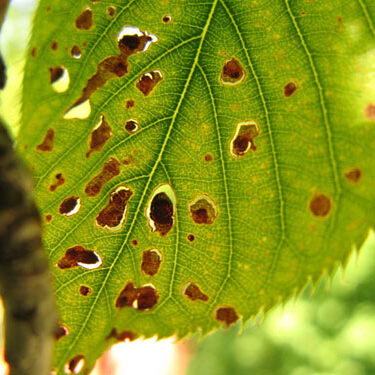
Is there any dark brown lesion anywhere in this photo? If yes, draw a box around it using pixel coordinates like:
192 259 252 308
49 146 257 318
106 328 137 342
284 81 298 97
79 286 92 296
96 187 133 231
107 6 116 17
220 57 245 85
75 8 93 30
116 281 159 311
86 115 112 158
188 195 218 225
59 196 80 217
36 128 54 152
71 45 82 58
230 121 260 157
125 119 139 133
66 355 85 375
344 168 362 184
55 323 69 341
215 306 239 327
148 192 175 236
84 158 121 197
57 246 101 269
136 70 163 96
66 32 153 113
183 282 209 302
309 194 332 218
141 249 162 276
49 173 65 192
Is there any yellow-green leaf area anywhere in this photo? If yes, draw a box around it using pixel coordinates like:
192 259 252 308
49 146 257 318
19 0 375 373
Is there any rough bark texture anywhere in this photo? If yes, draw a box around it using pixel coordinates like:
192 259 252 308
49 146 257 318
0 2 58 374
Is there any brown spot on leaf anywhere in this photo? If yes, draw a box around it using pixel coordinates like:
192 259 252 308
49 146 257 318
183 282 209 302
345 168 362 183
57 246 101 269
126 99 135 109
107 6 116 17
230 120 260 157
365 103 375 121
67 30 154 111
136 70 163 96
204 154 213 162
75 8 93 30
189 195 218 225
36 128 54 152
55 323 69 340
45 214 53 222
148 191 175 236
71 45 82 59
131 239 138 246
59 196 81 217
106 328 137 342
116 282 159 311
96 186 133 231
85 158 121 197
51 41 58 51
125 119 139 133
309 194 332 217
31 47 37 57
86 115 112 158
141 249 162 276
79 286 92 296
65 355 85 374
215 306 239 327
187 234 195 242
284 81 298 97
162 15 172 23
221 57 245 85
49 173 65 192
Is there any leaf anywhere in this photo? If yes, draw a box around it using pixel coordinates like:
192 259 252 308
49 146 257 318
19 0 375 373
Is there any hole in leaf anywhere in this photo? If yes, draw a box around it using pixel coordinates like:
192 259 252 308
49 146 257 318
220 57 245 85
65 355 85 374
136 70 163 96
49 173 65 192
125 119 139 133
215 306 239 327
75 8 93 30
85 158 121 197
79 286 92 296
230 120 260 157
309 194 332 217
36 128 54 152
59 196 81 217
141 249 162 276
49 66 70 93
116 282 159 311
86 115 112 158
64 99 91 120
55 323 69 340
106 328 137 342
188 194 218 225
71 45 82 59
183 282 209 302
344 168 362 183
96 186 133 232
57 246 102 270
146 184 176 236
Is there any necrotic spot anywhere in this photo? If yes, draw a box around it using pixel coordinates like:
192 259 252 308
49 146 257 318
141 249 162 276
59 196 81 217
79 286 92 296
162 15 172 23
36 128 54 152
230 120 260 157
188 195 218 225
220 57 245 85
215 306 239 327
183 282 209 302
96 186 133 231
107 6 116 17
49 66 70 93
85 158 121 197
65 355 85 374
86 115 112 158
284 81 298 97
136 70 163 96
365 103 375 121
345 168 362 183
71 45 82 59
125 119 139 133
116 282 159 311
309 194 332 217
55 323 69 341
106 328 137 342
49 173 65 192
75 8 93 30
57 246 102 270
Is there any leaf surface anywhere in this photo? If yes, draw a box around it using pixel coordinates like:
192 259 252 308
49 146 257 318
19 0 375 373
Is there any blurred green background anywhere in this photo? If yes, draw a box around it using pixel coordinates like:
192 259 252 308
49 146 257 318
1 2 374 375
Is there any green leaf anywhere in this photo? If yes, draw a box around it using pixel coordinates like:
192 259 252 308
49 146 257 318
19 0 375 373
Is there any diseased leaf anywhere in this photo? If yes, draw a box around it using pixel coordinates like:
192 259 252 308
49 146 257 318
19 0 375 373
